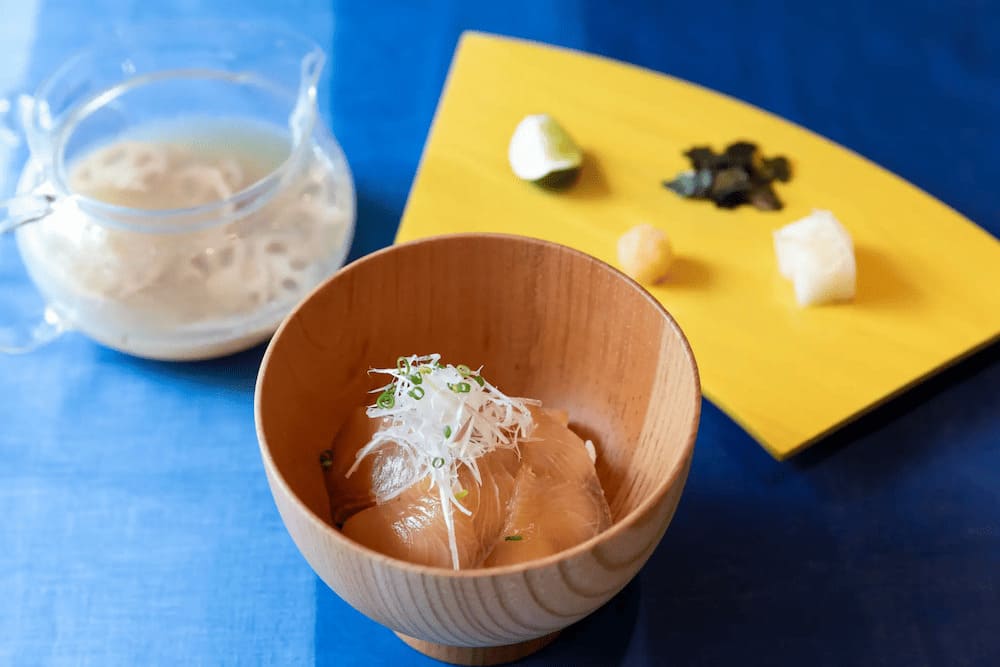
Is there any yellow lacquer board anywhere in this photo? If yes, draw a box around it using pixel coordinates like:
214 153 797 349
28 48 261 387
396 32 1000 459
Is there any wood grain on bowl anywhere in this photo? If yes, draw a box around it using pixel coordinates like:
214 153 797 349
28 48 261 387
255 234 700 665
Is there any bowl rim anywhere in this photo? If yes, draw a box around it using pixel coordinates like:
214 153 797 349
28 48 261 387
254 232 701 578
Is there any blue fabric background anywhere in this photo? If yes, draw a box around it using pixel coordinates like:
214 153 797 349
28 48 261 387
1 1 997 665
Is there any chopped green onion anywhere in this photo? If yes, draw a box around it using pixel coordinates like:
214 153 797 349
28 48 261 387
359 354 536 572
504 535 523 542
319 449 334 469
376 390 395 409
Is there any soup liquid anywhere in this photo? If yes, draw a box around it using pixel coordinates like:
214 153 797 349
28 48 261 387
68 119 290 210
16 116 354 359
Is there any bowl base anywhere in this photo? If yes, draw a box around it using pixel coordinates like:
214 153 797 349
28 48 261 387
394 630 560 666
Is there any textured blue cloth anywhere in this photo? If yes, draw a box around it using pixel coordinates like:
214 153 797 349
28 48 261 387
1 1 997 665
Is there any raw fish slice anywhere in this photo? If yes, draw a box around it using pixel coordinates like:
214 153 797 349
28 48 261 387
341 448 520 568
324 408 387 525
334 405 611 569
483 407 612 567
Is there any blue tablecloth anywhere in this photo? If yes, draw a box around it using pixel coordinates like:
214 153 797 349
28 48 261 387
2 2 998 665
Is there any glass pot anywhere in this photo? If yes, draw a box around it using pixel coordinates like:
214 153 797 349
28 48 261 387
0 23 355 360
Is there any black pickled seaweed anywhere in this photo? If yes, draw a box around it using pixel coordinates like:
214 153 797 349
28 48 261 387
761 156 791 182
749 186 782 211
709 167 750 208
663 169 712 198
683 147 718 171
664 141 792 211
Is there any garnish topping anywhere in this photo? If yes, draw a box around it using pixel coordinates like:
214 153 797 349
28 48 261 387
319 449 334 469
346 353 536 569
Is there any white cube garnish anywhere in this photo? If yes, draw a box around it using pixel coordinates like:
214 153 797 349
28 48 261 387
774 210 856 306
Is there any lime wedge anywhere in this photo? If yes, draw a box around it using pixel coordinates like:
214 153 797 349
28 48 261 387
508 114 582 190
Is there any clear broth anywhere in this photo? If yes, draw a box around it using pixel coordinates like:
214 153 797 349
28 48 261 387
67 118 291 210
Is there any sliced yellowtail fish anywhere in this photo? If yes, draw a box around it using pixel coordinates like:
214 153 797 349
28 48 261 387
508 114 583 190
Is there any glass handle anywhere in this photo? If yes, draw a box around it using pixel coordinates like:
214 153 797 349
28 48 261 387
0 192 56 233
0 305 66 355
1 95 66 353
0 193 66 354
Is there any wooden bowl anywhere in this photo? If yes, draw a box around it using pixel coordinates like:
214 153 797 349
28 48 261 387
255 234 700 665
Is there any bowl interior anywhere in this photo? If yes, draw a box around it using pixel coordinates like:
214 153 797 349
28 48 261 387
257 234 699 553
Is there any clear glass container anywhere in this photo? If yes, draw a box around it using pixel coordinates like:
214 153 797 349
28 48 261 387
0 24 355 360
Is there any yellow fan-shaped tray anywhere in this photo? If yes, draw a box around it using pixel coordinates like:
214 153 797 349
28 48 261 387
396 32 1000 459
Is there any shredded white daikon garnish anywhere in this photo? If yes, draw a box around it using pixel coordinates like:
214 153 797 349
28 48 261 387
346 353 536 570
